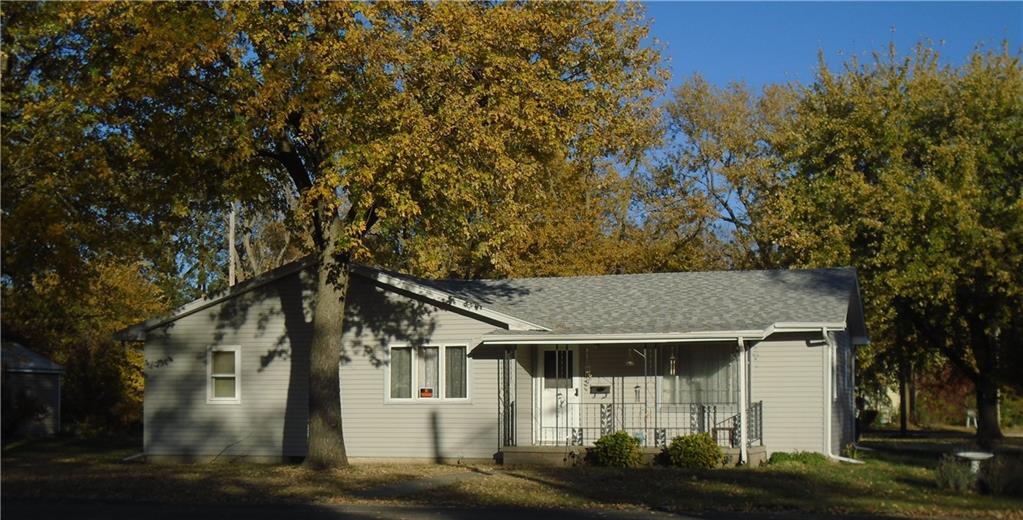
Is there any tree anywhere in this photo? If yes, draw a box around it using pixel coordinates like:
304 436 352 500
777 44 1022 445
653 76 796 269
3 2 664 466
2 258 169 430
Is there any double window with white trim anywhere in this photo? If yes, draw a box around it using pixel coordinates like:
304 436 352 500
388 345 468 401
208 346 240 403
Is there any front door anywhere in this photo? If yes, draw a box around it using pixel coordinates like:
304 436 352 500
539 346 580 444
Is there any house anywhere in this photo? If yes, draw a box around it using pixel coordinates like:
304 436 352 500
116 259 868 465
1 341 65 437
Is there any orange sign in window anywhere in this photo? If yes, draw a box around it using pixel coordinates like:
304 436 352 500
419 388 434 398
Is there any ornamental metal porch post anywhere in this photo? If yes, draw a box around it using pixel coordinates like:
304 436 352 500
738 338 748 464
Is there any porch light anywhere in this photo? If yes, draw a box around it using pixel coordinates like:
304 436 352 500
668 352 677 376
624 350 635 367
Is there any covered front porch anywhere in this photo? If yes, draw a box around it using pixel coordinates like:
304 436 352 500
491 341 764 464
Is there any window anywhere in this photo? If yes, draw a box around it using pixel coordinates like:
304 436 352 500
418 347 439 398
542 350 573 389
390 347 412 399
446 346 467 399
208 346 240 403
387 344 468 401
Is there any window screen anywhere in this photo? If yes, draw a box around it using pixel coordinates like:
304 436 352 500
445 346 467 398
210 349 238 400
417 347 439 398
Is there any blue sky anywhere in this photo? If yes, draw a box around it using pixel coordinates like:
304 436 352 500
643 1 1022 90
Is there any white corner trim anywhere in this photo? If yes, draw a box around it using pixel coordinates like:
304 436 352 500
353 266 550 332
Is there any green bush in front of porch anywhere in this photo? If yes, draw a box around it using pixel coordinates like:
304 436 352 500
665 432 725 469
590 431 642 468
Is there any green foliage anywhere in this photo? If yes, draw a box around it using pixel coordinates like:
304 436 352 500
654 76 796 270
841 443 858 459
775 43 1023 441
934 454 976 493
768 451 829 466
2 260 169 432
591 431 643 468
665 432 724 469
980 457 1023 497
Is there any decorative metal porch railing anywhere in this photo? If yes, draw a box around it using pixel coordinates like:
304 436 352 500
535 401 763 448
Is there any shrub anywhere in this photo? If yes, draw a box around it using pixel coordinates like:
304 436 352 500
591 431 642 468
980 457 1023 497
666 432 724 469
934 454 976 493
856 409 878 433
768 451 829 465
841 443 858 459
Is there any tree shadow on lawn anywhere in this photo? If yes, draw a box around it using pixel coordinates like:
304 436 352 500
1 440 456 506
443 463 998 518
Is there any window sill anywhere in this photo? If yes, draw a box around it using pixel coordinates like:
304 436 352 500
383 398 473 405
207 399 242 405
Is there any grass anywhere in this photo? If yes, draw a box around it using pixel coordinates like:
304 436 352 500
418 450 1023 518
3 432 1023 518
0 436 460 505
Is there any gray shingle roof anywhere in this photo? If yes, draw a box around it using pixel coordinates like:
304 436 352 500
414 268 860 335
1 341 64 374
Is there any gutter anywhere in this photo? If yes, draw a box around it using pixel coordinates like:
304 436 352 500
472 323 845 349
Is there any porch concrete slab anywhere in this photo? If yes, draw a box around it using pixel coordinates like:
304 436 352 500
501 446 588 466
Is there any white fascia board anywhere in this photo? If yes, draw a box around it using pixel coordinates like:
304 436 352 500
475 330 765 347
353 266 550 332
474 321 849 348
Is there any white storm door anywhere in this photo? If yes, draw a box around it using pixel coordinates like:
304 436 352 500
539 346 580 444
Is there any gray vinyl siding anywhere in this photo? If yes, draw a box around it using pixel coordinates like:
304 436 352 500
143 268 503 460
339 276 501 460
3 372 61 436
143 269 313 458
515 345 535 446
831 331 855 454
749 333 826 455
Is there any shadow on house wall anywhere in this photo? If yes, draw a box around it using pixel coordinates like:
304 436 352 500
144 263 525 461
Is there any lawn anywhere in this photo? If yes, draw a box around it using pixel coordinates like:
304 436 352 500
3 433 1022 518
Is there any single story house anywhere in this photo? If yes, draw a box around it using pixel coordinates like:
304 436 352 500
116 260 868 465
1 341 65 437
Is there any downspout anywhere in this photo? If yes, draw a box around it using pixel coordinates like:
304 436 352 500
823 328 864 464
737 337 748 465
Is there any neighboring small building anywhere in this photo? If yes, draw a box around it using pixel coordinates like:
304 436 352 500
1 341 64 437
117 260 868 464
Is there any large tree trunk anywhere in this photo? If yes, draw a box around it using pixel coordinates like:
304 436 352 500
305 216 350 468
898 358 909 435
974 373 1003 449
908 361 918 426
970 326 1004 449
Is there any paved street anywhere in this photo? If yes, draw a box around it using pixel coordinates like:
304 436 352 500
2 502 693 520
